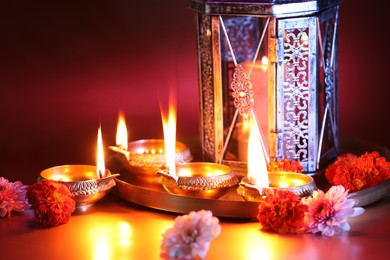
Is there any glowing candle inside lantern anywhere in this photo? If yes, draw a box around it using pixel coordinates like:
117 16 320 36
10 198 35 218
239 56 269 161
97 126 106 178
260 56 268 69
161 92 177 177
116 111 128 151
247 117 269 187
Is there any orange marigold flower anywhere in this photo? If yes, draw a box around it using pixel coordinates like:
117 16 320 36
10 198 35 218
27 180 76 227
267 159 304 173
325 151 390 192
257 189 308 234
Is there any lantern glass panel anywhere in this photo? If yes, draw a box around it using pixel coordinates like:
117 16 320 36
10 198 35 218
219 15 270 163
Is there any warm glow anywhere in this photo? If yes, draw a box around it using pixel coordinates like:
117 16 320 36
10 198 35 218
89 217 133 260
177 168 192 177
261 56 268 66
52 175 71 182
118 221 132 247
161 92 177 176
116 111 128 150
260 56 268 72
97 126 106 178
241 229 272 260
301 34 309 43
276 181 289 188
247 117 269 187
93 235 110 260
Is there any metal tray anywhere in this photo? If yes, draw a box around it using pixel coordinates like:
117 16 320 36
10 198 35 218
108 136 390 219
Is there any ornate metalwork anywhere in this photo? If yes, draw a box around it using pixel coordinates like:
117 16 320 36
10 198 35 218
222 16 258 64
191 0 341 173
317 7 339 169
283 27 310 162
198 14 216 159
324 58 333 103
231 64 254 115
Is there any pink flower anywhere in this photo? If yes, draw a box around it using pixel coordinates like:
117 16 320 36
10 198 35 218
302 185 365 236
0 177 30 217
161 210 221 259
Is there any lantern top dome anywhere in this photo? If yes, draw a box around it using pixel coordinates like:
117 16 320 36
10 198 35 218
189 0 342 16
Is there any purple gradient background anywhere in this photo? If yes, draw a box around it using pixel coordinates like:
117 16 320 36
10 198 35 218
1 0 389 184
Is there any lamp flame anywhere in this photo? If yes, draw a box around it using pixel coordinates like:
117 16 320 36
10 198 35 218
261 56 268 66
161 92 177 177
247 117 269 187
97 126 106 178
116 111 128 150
260 56 268 72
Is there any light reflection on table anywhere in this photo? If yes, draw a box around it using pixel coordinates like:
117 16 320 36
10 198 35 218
1 193 389 260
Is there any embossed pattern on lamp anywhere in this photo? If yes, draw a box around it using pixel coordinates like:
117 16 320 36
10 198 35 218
156 93 239 199
39 127 118 211
109 113 193 187
237 118 316 202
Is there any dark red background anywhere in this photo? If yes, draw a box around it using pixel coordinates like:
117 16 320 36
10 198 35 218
1 0 389 184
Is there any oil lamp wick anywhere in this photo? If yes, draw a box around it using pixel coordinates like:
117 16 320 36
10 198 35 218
109 145 130 159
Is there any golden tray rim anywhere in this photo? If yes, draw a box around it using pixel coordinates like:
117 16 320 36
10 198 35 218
109 136 390 219
112 178 259 219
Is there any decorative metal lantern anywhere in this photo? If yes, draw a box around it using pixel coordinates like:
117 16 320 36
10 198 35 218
190 0 341 174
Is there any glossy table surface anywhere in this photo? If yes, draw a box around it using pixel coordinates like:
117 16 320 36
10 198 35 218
1 191 389 260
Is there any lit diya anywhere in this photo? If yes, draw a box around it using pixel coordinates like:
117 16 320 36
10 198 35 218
237 172 316 201
109 112 192 187
39 126 118 211
236 117 316 201
157 162 239 199
156 91 238 198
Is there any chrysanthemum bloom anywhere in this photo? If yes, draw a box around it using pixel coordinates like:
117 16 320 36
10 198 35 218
160 210 221 259
27 180 76 227
257 189 308 234
302 185 365 236
0 177 30 217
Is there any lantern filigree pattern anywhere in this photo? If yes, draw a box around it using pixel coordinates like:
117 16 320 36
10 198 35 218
190 0 341 174
231 64 254 116
198 14 217 158
222 17 258 63
283 27 310 162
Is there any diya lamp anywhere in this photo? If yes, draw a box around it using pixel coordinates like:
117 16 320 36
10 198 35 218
156 94 239 199
157 162 239 199
39 126 119 211
237 117 316 202
109 112 192 187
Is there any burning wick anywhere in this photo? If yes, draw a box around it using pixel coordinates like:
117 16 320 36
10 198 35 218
116 111 128 151
97 125 106 179
246 116 269 190
109 111 130 158
160 89 178 181
238 117 316 201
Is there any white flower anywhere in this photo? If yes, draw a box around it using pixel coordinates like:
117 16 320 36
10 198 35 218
161 210 221 259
